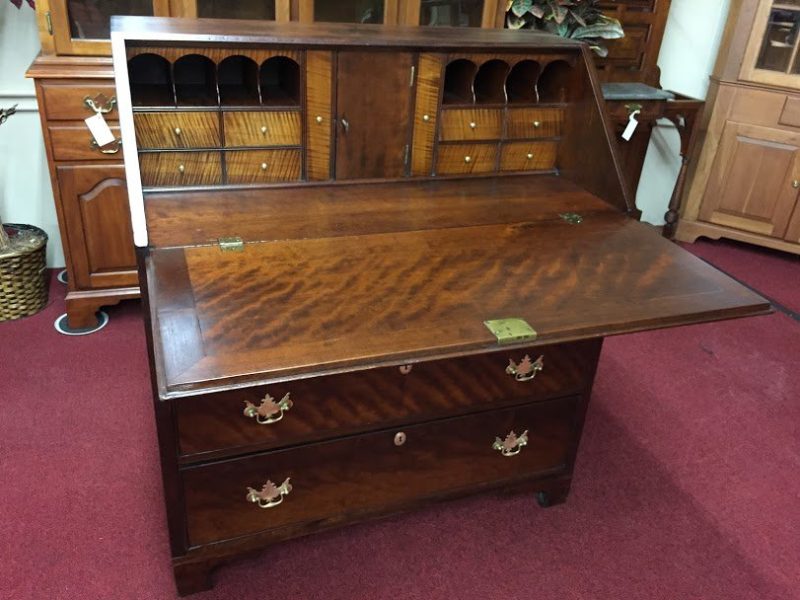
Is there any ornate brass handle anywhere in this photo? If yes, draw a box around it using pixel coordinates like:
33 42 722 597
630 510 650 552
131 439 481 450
90 137 122 154
506 355 544 382
493 430 528 457
84 95 117 115
340 117 350 133
246 477 292 509
243 393 293 425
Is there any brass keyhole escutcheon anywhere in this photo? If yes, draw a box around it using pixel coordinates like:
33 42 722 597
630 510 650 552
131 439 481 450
394 432 407 446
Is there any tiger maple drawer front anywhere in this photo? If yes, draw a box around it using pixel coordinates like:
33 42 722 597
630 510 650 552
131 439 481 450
223 111 302 147
175 340 597 461
225 149 302 184
49 124 123 161
436 144 497 175
439 109 503 141
183 396 577 546
500 141 558 172
134 112 221 149
40 81 119 121
506 108 564 139
139 151 223 187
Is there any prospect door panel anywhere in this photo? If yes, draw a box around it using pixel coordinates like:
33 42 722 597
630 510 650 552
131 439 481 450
334 51 414 180
699 121 800 239
56 164 138 289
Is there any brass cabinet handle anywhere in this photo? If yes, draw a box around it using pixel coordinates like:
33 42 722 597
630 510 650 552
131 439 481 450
493 430 528 457
246 477 292 509
90 137 122 154
83 95 116 115
340 117 350 133
243 392 292 425
793 180 800 189
506 354 544 382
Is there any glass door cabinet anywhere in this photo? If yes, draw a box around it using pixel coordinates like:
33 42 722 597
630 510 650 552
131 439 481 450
742 0 800 87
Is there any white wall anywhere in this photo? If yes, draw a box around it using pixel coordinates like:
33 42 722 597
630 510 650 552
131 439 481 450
0 1 62 267
635 0 731 224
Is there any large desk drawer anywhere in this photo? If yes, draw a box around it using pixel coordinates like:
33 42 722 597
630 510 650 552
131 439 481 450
183 396 577 546
174 340 600 461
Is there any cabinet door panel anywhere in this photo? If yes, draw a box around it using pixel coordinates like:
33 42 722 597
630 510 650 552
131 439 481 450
56 164 138 289
700 122 800 239
334 51 414 179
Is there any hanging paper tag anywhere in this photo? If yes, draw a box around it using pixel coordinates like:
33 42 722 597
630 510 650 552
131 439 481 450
84 113 115 147
621 110 641 142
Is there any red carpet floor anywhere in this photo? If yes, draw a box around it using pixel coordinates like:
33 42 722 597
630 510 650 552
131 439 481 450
1 239 799 600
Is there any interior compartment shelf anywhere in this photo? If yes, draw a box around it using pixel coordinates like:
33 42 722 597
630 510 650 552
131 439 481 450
129 53 175 107
174 54 219 107
259 56 300 106
218 56 261 106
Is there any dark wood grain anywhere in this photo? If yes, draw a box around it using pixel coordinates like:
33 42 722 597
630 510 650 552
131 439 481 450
176 339 600 462
149 209 768 395
334 51 413 179
182 396 576 546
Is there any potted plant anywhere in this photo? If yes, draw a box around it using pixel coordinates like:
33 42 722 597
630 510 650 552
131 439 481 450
506 0 624 57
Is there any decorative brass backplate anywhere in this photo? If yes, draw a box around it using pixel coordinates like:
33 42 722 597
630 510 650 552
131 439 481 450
559 213 583 225
246 477 293 509
492 430 529 457
484 318 537 345
218 236 244 252
243 392 293 425
506 355 545 382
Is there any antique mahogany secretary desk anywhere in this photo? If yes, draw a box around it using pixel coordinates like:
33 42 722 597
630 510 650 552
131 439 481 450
111 16 769 595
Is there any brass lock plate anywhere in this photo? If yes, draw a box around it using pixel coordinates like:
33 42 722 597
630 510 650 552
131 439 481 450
484 318 537 345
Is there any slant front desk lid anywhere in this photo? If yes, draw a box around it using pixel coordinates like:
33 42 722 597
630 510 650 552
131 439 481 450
144 177 769 398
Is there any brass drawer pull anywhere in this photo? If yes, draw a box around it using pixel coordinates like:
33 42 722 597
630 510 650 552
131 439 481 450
469 121 477 129
464 155 472 163
260 162 269 171
243 392 293 425
177 164 185 174
260 125 268 134
246 477 292 509
90 137 122 154
532 120 542 128
83 94 116 115
506 354 544 382
173 127 182 136
526 153 534 160
493 430 528 457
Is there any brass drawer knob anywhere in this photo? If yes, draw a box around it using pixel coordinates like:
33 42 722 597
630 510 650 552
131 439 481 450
394 431 407 446
493 430 528 457
177 164 185 174
793 180 800 189
422 114 430 122
260 125 268 134
315 115 324 124
243 392 292 425
533 120 542 128
246 477 292 509
464 155 472 164
174 127 182 136
506 355 544 382
469 121 477 129
526 153 534 160
260 162 269 171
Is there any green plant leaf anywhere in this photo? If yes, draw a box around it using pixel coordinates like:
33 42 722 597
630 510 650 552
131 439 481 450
571 21 625 40
589 43 609 57
510 0 533 18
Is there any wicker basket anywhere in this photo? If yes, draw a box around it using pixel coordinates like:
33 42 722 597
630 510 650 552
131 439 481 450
0 223 49 322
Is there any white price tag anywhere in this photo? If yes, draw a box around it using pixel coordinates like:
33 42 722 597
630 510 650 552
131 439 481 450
84 113 115 147
621 110 641 142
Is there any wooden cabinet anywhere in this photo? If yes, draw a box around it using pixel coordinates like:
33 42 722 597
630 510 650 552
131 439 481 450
679 0 800 255
111 19 768 596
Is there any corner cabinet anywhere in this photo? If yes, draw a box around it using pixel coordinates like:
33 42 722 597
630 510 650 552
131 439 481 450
679 0 800 255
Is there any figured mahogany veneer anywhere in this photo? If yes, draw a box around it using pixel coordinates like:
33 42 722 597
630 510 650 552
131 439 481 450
112 18 769 596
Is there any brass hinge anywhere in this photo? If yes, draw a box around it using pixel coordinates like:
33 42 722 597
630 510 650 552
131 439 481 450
560 213 583 225
218 236 244 252
45 11 53 35
484 318 538 345
409 65 416 87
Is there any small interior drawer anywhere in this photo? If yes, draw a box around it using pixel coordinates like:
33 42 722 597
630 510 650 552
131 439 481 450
225 149 302 184
182 395 577 546
134 112 221 149
49 124 123 161
436 143 497 175
223 111 302 147
139 151 223 187
40 81 119 121
499 141 558 172
439 109 503 141
506 108 564 139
